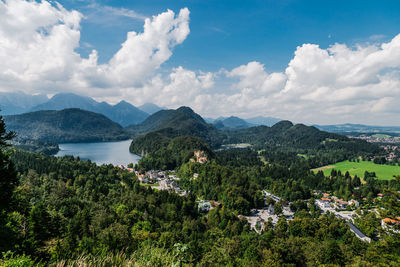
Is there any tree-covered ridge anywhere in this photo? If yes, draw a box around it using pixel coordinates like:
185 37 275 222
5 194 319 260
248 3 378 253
126 106 224 147
128 107 380 172
130 134 214 170
4 108 129 143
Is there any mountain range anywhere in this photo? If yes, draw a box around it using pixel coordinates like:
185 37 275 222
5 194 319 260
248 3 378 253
210 115 281 129
0 92 166 126
128 106 378 159
4 108 129 143
30 93 149 127
0 92 48 115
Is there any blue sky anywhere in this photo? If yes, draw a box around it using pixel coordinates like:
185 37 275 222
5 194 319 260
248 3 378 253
2 0 400 124
68 0 400 72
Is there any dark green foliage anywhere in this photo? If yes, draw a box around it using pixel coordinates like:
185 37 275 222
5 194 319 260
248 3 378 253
10 138 59 155
126 106 224 147
131 135 213 170
0 114 17 211
1 150 399 265
4 109 129 143
216 148 262 167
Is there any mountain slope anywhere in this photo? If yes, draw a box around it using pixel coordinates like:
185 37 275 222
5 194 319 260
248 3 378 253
214 116 253 130
4 109 129 143
0 92 48 115
139 103 164 114
224 120 379 154
127 106 225 147
31 93 149 126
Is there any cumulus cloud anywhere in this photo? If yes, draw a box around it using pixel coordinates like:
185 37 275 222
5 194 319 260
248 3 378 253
1 0 400 125
0 0 190 94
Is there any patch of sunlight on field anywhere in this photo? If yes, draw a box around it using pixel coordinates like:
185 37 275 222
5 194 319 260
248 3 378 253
312 160 400 180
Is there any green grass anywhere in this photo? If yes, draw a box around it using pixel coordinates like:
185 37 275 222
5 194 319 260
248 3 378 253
372 134 392 138
312 160 400 180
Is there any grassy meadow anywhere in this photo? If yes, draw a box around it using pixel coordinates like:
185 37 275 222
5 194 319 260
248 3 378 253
312 160 400 180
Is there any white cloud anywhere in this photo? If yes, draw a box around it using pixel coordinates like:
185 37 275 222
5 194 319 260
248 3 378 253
0 0 190 93
1 0 400 125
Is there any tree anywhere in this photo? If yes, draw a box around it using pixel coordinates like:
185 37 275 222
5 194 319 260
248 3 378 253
0 113 17 211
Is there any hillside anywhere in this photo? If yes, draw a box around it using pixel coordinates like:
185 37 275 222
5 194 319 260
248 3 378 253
138 103 164 114
126 106 224 146
31 93 149 126
4 109 129 143
0 92 48 115
130 134 213 169
214 116 253 130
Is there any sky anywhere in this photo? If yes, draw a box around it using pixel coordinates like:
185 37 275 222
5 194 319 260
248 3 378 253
1 0 400 125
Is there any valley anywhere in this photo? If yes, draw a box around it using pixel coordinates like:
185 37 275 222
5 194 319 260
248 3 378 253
1 103 400 266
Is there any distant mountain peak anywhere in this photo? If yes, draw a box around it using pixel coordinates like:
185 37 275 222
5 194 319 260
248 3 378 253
138 103 164 115
177 106 195 113
271 120 294 130
29 93 149 126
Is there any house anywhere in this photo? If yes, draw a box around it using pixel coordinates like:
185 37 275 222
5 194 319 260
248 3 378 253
323 193 330 198
348 199 359 207
316 199 331 209
193 173 199 180
313 190 323 195
381 218 400 233
198 201 211 212
336 199 348 209
267 204 275 215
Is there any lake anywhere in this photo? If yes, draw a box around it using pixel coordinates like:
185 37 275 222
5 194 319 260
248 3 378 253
55 140 141 166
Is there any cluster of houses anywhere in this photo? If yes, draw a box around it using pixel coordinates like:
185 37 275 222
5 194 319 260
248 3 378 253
351 136 400 144
239 190 295 233
381 145 399 162
114 164 135 172
315 192 359 210
114 165 187 195
381 217 400 233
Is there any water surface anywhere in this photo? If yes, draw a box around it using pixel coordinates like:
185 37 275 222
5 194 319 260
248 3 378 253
56 140 141 166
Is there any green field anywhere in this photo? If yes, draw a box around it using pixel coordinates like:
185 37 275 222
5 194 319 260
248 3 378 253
312 160 400 180
371 134 392 138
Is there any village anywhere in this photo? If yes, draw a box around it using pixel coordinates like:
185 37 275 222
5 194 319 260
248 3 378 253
114 164 399 243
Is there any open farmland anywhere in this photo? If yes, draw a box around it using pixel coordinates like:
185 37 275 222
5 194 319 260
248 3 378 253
313 160 400 180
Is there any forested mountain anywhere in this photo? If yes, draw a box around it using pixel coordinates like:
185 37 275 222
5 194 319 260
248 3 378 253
209 115 281 128
126 106 223 146
4 109 129 143
138 103 164 114
224 120 379 150
214 116 253 129
0 92 48 115
31 93 149 126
